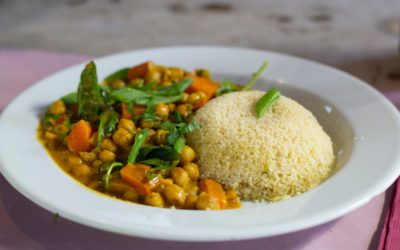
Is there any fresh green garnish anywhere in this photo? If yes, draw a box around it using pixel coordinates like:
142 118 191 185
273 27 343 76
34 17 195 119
77 61 105 123
103 162 123 192
255 88 281 118
127 129 149 163
110 88 183 105
242 61 268 91
97 109 119 149
60 92 78 105
173 135 186 154
138 145 179 162
150 78 193 96
216 80 239 96
104 68 129 82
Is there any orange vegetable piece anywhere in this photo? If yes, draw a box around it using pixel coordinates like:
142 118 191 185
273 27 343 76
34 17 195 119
121 103 133 119
120 163 158 196
128 61 154 80
66 119 94 152
199 179 227 209
186 76 219 99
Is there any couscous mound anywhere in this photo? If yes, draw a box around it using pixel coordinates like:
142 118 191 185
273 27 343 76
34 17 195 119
187 90 335 201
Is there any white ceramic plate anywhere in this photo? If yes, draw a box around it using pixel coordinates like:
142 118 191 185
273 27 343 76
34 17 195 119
1 47 400 241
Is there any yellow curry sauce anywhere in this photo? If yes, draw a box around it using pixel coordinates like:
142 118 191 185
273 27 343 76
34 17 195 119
38 61 240 210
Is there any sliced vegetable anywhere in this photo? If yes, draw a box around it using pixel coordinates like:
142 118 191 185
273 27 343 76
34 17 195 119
186 76 219 98
127 129 149 163
103 162 123 192
110 88 183 105
255 88 280 118
97 109 119 148
242 61 268 91
199 179 227 209
105 68 129 82
127 61 154 80
77 61 105 123
120 163 158 195
66 119 94 152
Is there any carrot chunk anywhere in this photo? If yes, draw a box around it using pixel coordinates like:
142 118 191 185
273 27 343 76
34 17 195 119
66 119 94 152
120 163 158 196
186 76 219 98
199 179 227 209
127 61 154 80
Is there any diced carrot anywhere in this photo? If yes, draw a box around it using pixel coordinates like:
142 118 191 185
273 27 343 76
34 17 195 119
121 103 133 119
199 179 227 209
66 119 94 152
128 61 154 80
120 163 158 196
186 76 219 98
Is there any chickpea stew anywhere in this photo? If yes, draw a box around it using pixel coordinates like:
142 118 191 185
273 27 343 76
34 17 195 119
38 61 242 210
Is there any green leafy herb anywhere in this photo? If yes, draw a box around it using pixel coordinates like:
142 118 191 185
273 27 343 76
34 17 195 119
77 61 105 123
242 61 268 91
61 92 77 105
97 109 119 149
103 162 123 192
255 88 281 118
42 113 60 128
110 88 182 105
173 111 183 123
138 145 179 162
150 78 193 96
173 135 186 153
138 80 157 91
216 80 239 96
128 129 149 163
104 68 129 82
179 121 200 134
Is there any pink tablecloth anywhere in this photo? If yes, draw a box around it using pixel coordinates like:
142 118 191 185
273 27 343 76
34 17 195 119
0 48 395 250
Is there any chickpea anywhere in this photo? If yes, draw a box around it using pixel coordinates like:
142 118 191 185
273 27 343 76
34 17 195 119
118 118 136 134
185 184 199 195
170 67 184 80
67 155 82 166
144 192 164 208
129 78 144 88
225 189 238 201
92 160 103 168
196 192 220 210
71 163 91 181
145 71 161 83
155 130 168 145
79 151 97 162
187 92 201 105
123 189 139 202
180 145 195 165
112 128 134 148
99 150 116 162
185 193 198 209
49 100 66 115
109 79 125 89
176 104 191 117
179 93 189 104
183 163 200 181
155 103 169 118
170 167 190 187
140 119 158 129
160 81 173 87
168 103 176 112
89 132 98 147
163 184 186 207
101 139 118 152
44 131 57 140
145 129 156 143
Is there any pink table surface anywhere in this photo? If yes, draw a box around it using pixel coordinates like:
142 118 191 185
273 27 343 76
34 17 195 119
0 48 396 250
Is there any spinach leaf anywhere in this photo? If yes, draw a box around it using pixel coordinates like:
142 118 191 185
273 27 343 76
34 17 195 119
77 61 105 123
173 135 186 154
216 80 239 96
137 145 179 162
127 129 149 163
104 68 129 82
150 78 192 96
97 109 119 149
111 87 182 105
61 92 77 104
